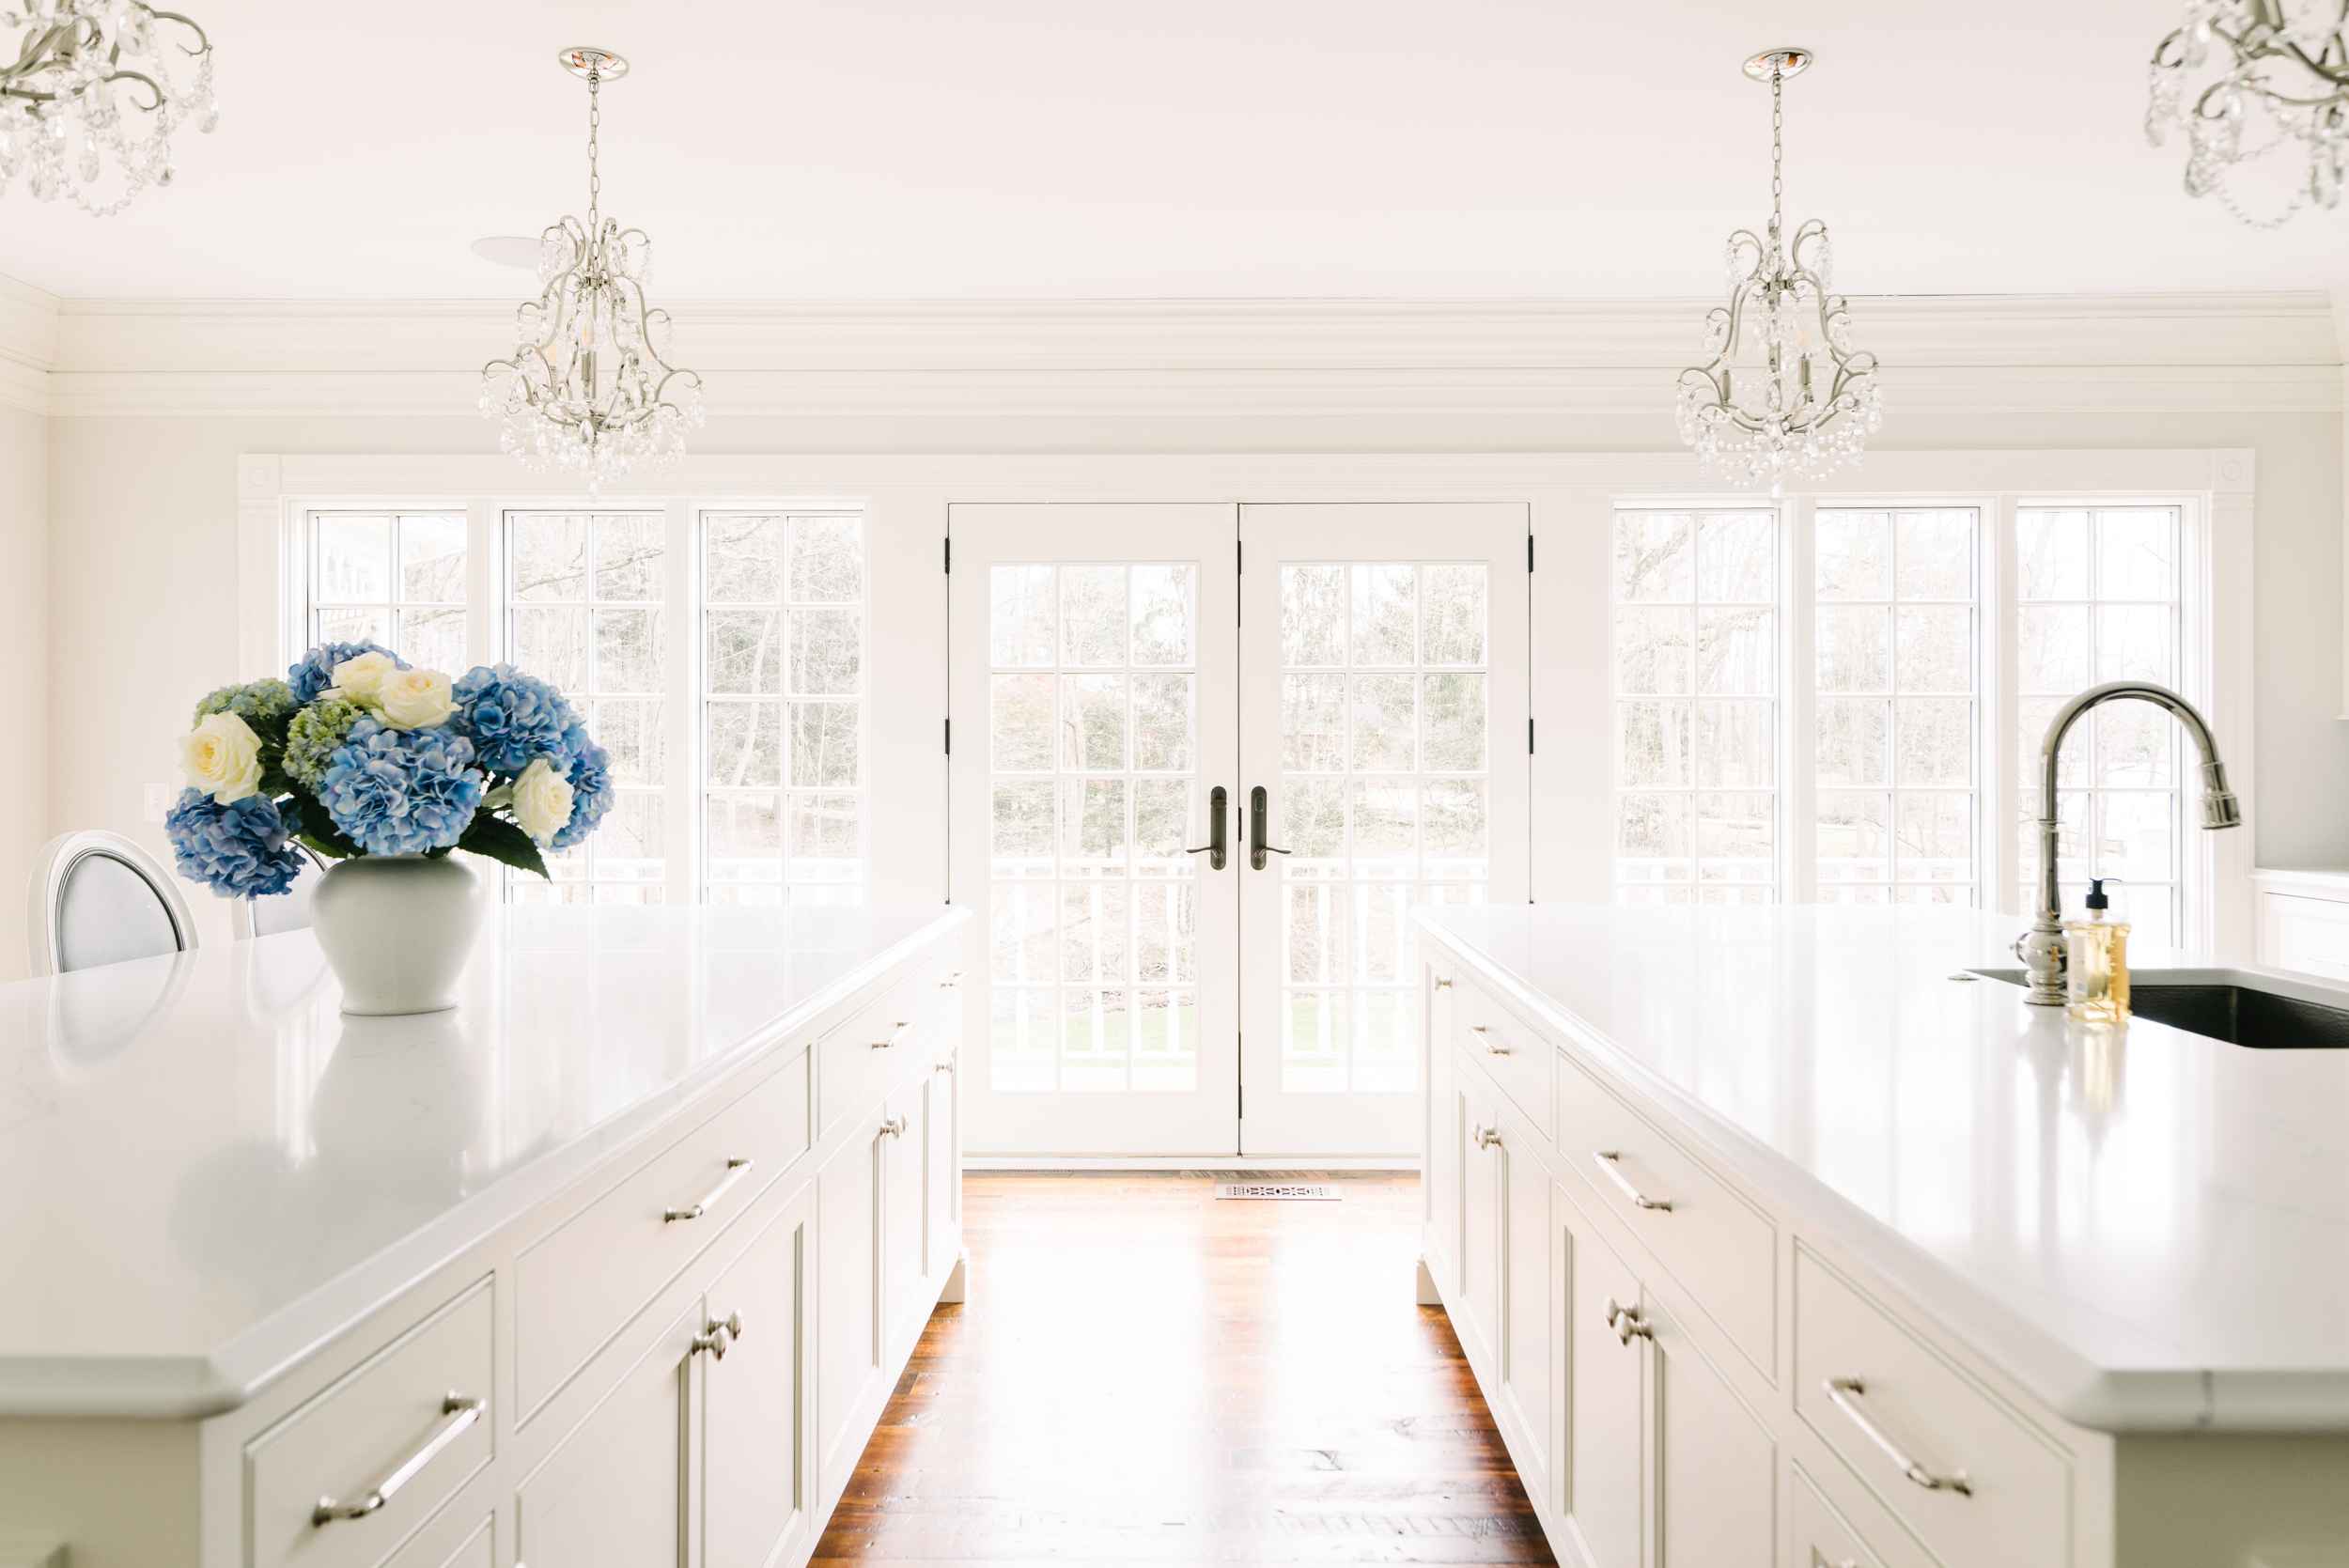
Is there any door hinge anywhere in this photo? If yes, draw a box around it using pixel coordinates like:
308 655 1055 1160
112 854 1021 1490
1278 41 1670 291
943 718 951 755
1527 534 1535 572
1528 718 1535 754
1237 539 1243 574
943 536 951 573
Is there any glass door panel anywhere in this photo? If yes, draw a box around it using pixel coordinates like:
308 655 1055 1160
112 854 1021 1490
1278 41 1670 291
1237 505 1532 1157
950 505 1240 1157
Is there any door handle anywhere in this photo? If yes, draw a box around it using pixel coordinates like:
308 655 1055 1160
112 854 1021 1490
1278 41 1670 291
1185 784 1228 871
1249 785 1292 871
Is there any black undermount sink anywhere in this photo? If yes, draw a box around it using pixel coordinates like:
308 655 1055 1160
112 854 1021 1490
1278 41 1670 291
1970 969 2349 1049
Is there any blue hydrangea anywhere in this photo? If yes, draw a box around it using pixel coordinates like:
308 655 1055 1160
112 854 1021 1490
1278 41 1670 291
319 719 486 856
165 789 307 899
193 676 298 733
453 663 580 776
288 640 405 704
552 723 613 850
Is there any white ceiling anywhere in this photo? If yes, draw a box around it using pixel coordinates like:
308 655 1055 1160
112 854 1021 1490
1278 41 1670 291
3 0 2345 303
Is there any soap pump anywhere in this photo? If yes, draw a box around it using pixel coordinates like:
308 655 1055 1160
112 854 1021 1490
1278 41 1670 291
2063 877 2130 1024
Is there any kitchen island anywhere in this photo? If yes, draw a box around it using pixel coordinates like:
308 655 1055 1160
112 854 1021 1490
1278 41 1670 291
1415 903 2349 1568
0 903 971 1568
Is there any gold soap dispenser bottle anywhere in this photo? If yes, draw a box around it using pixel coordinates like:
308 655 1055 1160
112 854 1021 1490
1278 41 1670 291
2064 877 2130 1024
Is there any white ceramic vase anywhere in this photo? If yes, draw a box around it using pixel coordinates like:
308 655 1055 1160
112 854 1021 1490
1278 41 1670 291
312 854 484 1016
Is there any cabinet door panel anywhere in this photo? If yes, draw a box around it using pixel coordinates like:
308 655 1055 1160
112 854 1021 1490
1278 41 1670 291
1498 1103 1551 1498
926 1044 961 1281
705 1188 813 1568
1458 1078 1502 1380
1653 1295 1776 1568
1564 1204 1643 1568
1425 996 1461 1296
514 1296 698 1568
883 1077 932 1349
817 1121 882 1490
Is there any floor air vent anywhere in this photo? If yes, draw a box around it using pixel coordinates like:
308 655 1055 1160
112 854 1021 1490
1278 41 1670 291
1215 1181 1340 1202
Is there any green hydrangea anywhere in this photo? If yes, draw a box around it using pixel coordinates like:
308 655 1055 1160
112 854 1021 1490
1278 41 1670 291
283 698 363 790
193 677 297 732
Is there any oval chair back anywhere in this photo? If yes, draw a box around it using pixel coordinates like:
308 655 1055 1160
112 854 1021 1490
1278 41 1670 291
240 848 326 940
28 830 198 978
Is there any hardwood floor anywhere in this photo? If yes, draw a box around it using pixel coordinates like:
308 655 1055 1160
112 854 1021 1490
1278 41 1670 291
814 1172 1555 1566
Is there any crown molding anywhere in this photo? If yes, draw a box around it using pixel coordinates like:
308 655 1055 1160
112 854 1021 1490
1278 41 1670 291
5 286 2341 419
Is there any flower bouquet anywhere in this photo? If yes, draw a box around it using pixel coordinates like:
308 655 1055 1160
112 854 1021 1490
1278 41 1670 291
167 641 610 1013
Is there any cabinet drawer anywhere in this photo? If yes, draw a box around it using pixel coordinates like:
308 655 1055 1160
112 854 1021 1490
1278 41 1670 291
1791 1462 1894 1568
1454 977 1553 1141
817 977 928 1141
515 1056 810 1420
1795 1248 2071 1568
1555 1048 1775 1380
246 1281 493 1568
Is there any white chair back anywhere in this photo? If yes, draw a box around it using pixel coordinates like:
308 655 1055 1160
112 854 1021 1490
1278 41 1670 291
240 849 326 940
27 831 198 978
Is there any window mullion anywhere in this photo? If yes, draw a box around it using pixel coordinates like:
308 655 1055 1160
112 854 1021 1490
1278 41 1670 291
465 499 498 668
665 499 698 906
1784 495 1817 903
1989 494 2021 916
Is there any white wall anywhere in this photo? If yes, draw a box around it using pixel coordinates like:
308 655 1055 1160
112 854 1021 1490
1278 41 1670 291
0 406 45 980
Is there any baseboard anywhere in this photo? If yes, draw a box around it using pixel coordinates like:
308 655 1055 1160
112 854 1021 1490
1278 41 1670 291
964 1155 1420 1172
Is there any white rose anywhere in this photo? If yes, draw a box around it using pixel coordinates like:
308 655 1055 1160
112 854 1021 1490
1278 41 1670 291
179 712 264 804
510 755 577 845
329 649 400 706
377 666 456 730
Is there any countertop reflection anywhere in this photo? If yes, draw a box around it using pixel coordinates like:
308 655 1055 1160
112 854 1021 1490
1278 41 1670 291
1418 903 2349 1431
0 903 966 1417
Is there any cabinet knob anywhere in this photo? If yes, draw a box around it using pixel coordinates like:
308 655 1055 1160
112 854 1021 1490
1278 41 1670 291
1433 976 1454 990
880 1115 909 1140
693 1312 743 1360
1473 1125 1502 1149
1605 1298 1653 1343
935 1051 957 1076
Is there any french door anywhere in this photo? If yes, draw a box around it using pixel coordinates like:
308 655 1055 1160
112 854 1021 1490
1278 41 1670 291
951 502 1528 1158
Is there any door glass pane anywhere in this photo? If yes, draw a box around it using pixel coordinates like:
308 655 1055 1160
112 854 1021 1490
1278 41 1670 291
988 563 1199 1093
1277 562 1488 1094
2015 507 2183 939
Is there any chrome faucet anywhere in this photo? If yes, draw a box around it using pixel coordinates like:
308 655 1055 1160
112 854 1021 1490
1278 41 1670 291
2016 681 2241 1005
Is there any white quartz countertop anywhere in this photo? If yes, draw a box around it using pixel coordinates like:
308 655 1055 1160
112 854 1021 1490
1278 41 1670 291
1416 904 2349 1433
0 904 968 1420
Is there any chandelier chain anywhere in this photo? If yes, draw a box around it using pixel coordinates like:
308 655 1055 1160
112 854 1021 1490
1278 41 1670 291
1769 63 1784 246
586 66 601 236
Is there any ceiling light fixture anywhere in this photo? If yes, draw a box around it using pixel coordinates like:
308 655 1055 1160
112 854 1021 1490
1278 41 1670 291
481 46 704 492
2146 0 2349 227
1675 47 1881 491
0 1 217 214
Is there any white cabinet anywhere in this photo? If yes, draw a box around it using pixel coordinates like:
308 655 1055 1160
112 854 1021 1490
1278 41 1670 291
925 1048 961 1284
881 1075 933 1352
1456 1077 1504 1381
1424 965 1462 1299
1562 1192 1643 1568
817 1116 883 1497
1648 1292 1774 1568
2254 869 2349 980
1495 1100 1551 1511
704 1190 815 1568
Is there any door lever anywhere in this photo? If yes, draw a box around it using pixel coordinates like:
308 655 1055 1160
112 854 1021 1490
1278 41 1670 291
1249 785 1292 871
1185 784 1228 871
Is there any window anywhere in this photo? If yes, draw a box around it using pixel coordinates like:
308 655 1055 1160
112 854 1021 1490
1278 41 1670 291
1610 509 1777 904
1813 508 1980 905
308 511 468 673
294 502 869 908
703 511 867 906
503 511 668 903
2015 507 2184 948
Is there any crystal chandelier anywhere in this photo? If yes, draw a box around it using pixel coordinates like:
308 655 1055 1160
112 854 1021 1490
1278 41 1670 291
0 1 217 215
2146 0 2349 227
481 47 704 492
1675 48 1882 491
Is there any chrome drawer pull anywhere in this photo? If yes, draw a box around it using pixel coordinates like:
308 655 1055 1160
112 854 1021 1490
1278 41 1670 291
312 1393 485 1526
663 1157 754 1223
880 1114 909 1139
1433 975 1454 990
939 971 963 990
694 1311 745 1360
1470 1024 1511 1056
1823 1377 1973 1497
1592 1150 1672 1212
1473 1125 1502 1149
872 1020 913 1049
